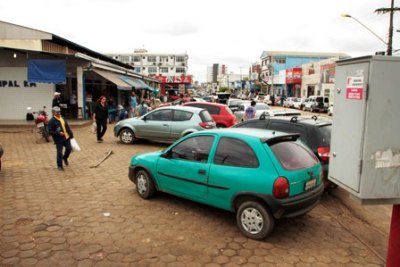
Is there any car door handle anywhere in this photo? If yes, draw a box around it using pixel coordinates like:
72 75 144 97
198 169 206 175
163 124 168 126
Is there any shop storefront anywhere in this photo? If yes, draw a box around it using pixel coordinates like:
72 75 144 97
285 68 302 98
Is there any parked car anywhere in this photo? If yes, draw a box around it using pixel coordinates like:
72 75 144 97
235 102 273 121
226 98 246 113
128 128 324 240
293 98 306 109
114 106 216 144
303 96 329 112
283 97 297 108
183 102 237 128
233 115 333 189
327 105 333 116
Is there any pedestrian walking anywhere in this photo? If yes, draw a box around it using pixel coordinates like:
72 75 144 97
93 95 109 143
135 100 149 117
130 90 138 117
48 106 74 171
244 100 257 120
52 92 62 107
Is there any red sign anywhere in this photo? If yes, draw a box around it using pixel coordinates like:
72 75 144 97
346 88 363 100
286 68 302 84
155 75 192 84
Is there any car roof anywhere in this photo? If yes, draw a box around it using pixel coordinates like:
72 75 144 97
259 115 332 126
184 102 226 108
198 127 299 141
157 105 205 113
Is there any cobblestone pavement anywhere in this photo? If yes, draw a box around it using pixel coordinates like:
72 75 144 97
0 123 391 266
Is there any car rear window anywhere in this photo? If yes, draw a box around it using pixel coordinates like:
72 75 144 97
270 141 319 170
317 125 331 146
199 110 214 122
224 106 234 115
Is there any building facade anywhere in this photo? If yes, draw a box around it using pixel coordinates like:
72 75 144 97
109 49 192 99
0 21 159 120
260 51 348 97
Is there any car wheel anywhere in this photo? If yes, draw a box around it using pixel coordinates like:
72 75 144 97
135 170 156 199
236 201 274 240
119 128 135 144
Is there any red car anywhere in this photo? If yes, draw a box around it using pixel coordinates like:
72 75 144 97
183 102 237 128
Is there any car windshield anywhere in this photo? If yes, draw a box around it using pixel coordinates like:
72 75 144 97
270 141 318 170
199 110 213 122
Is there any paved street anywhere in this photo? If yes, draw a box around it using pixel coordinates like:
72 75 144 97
0 121 392 266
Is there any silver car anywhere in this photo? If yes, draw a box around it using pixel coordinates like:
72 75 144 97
114 106 216 144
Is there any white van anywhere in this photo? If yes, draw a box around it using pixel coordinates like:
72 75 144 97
304 96 329 112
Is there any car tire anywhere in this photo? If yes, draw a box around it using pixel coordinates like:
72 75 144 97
135 170 156 199
216 124 226 128
119 128 135 144
236 201 274 240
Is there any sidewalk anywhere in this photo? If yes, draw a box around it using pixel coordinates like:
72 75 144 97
0 124 391 266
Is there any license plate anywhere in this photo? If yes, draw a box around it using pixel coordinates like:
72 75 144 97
36 122 44 128
305 179 317 190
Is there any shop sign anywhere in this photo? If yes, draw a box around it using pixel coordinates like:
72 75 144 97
0 80 37 88
285 68 302 84
346 76 364 100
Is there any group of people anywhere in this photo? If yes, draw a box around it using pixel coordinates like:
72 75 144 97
129 91 161 118
49 92 112 171
49 90 161 170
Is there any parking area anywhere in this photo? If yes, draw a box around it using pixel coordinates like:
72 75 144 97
0 122 391 266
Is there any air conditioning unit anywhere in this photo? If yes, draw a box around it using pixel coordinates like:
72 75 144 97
153 62 156 65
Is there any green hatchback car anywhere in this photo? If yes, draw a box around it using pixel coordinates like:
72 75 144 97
128 128 324 240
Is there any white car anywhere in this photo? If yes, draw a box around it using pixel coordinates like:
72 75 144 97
234 102 273 121
292 98 305 109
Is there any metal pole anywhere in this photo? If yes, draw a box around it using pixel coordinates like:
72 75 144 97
387 0 394 55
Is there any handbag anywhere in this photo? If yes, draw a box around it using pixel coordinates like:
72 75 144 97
70 138 81 152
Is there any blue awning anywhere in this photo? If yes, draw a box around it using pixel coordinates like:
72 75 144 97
27 59 66 84
120 76 154 92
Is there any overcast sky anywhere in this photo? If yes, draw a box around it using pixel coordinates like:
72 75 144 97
1 0 398 82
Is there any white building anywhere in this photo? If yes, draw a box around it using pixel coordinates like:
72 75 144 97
109 49 188 78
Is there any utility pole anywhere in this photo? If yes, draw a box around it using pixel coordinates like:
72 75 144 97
375 0 400 56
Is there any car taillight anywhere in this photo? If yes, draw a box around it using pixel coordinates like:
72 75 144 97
273 176 289 199
199 122 212 129
317 147 330 162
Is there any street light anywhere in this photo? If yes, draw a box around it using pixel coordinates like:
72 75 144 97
341 13 388 47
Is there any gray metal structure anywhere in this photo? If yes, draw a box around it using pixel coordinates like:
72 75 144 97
329 56 400 204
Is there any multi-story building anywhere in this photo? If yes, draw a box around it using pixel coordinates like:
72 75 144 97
109 49 192 97
301 58 340 102
260 51 348 97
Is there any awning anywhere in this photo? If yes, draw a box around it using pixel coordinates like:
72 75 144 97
27 59 66 84
92 69 131 91
120 76 154 92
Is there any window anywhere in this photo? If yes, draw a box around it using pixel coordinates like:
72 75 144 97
148 67 157 74
160 56 169 62
176 67 185 74
148 56 156 62
214 137 259 168
160 67 169 73
270 141 318 170
133 56 141 62
171 136 214 162
173 110 193 121
134 67 141 73
146 109 172 121
176 56 185 62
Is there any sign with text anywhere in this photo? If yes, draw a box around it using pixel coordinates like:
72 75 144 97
346 76 364 100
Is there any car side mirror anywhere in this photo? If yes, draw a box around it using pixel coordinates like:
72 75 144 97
142 116 147 121
161 150 172 159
